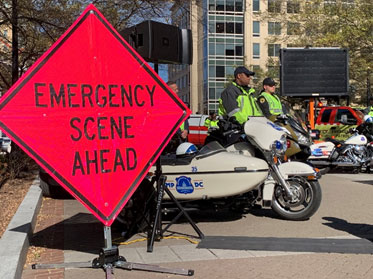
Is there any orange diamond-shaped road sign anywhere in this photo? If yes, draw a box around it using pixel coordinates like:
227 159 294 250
0 4 190 226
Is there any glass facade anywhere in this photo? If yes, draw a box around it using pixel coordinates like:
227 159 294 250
203 0 245 113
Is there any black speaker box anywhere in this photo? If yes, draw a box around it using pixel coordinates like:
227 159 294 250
120 20 192 65
280 48 349 97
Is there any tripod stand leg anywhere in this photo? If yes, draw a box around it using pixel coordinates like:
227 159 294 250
115 261 194 276
105 264 114 279
32 262 92 269
147 175 166 252
33 224 195 277
164 187 205 239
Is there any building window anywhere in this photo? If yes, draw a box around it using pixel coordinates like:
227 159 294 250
235 23 243 34
209 43 215 55
226 44 235 56
287 22 300 35
268 22 281 35
216 22 225 33
216 0 224 11
268 0 281 13
253 43 260 59
226 0 235 11
253 21 260 36
253 0 260 12
209 22 215 33
226 66 234 76
287 1 300 13
226 22 234 33
216 44 225 55
209 88 215 99
235 0 243 12
216 66 225 77
268 44 281 57
236 45 243 56
209 65 215 77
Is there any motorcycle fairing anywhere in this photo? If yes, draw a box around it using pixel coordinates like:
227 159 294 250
278 162 317 179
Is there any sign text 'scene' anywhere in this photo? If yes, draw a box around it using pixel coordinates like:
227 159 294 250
34 82 158 176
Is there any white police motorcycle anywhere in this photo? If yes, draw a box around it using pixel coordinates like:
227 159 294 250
309 115 373 173
155 116 322 221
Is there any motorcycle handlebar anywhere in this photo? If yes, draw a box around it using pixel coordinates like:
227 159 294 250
222 129 241 137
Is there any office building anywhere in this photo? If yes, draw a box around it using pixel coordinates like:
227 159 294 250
169 0 301 114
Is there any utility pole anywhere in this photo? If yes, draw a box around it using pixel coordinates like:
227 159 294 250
11 0 19 84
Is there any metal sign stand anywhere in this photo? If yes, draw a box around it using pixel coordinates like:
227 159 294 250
147 157 205 252
32 225 194 278
146 63 204 252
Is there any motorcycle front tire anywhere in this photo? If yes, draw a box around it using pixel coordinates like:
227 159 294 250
271 178 322 221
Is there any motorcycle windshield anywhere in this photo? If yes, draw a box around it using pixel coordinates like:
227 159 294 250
197 141 226 158
282 102 309 134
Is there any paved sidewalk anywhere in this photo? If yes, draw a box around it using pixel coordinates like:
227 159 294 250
12 173 373 278
21 196 316 279
21 197 65 279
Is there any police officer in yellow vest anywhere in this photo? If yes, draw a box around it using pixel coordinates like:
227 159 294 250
204 111 219 130
257 77 283 118
218 66 262 124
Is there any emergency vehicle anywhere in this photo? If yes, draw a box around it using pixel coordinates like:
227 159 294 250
315 106 364 141
187 114 208 147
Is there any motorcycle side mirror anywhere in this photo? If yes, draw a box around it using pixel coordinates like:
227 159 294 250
276 114 289 123
348 127 357 133
309 129 320 140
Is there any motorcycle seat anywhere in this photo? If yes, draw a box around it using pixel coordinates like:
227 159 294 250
325 137 343 146
160 154 195 166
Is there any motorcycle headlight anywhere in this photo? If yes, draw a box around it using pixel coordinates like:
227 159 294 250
293 130 311 146
272 135 287 155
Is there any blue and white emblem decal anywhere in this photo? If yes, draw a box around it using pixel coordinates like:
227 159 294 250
267 121 283 131
175 176 194 194
311 148 323 156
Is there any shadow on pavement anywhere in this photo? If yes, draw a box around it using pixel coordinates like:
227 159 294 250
353 180 373 186
322 217 373 242
22 209 245 254
162 207 245 223
246 206 282 220
23 213 123 254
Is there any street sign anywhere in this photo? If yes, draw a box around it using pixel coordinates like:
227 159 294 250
0 4 190 226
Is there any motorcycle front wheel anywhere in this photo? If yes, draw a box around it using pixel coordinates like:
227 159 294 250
271 177 322 221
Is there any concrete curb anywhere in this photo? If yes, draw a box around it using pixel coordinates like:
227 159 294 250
0 177 42 279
